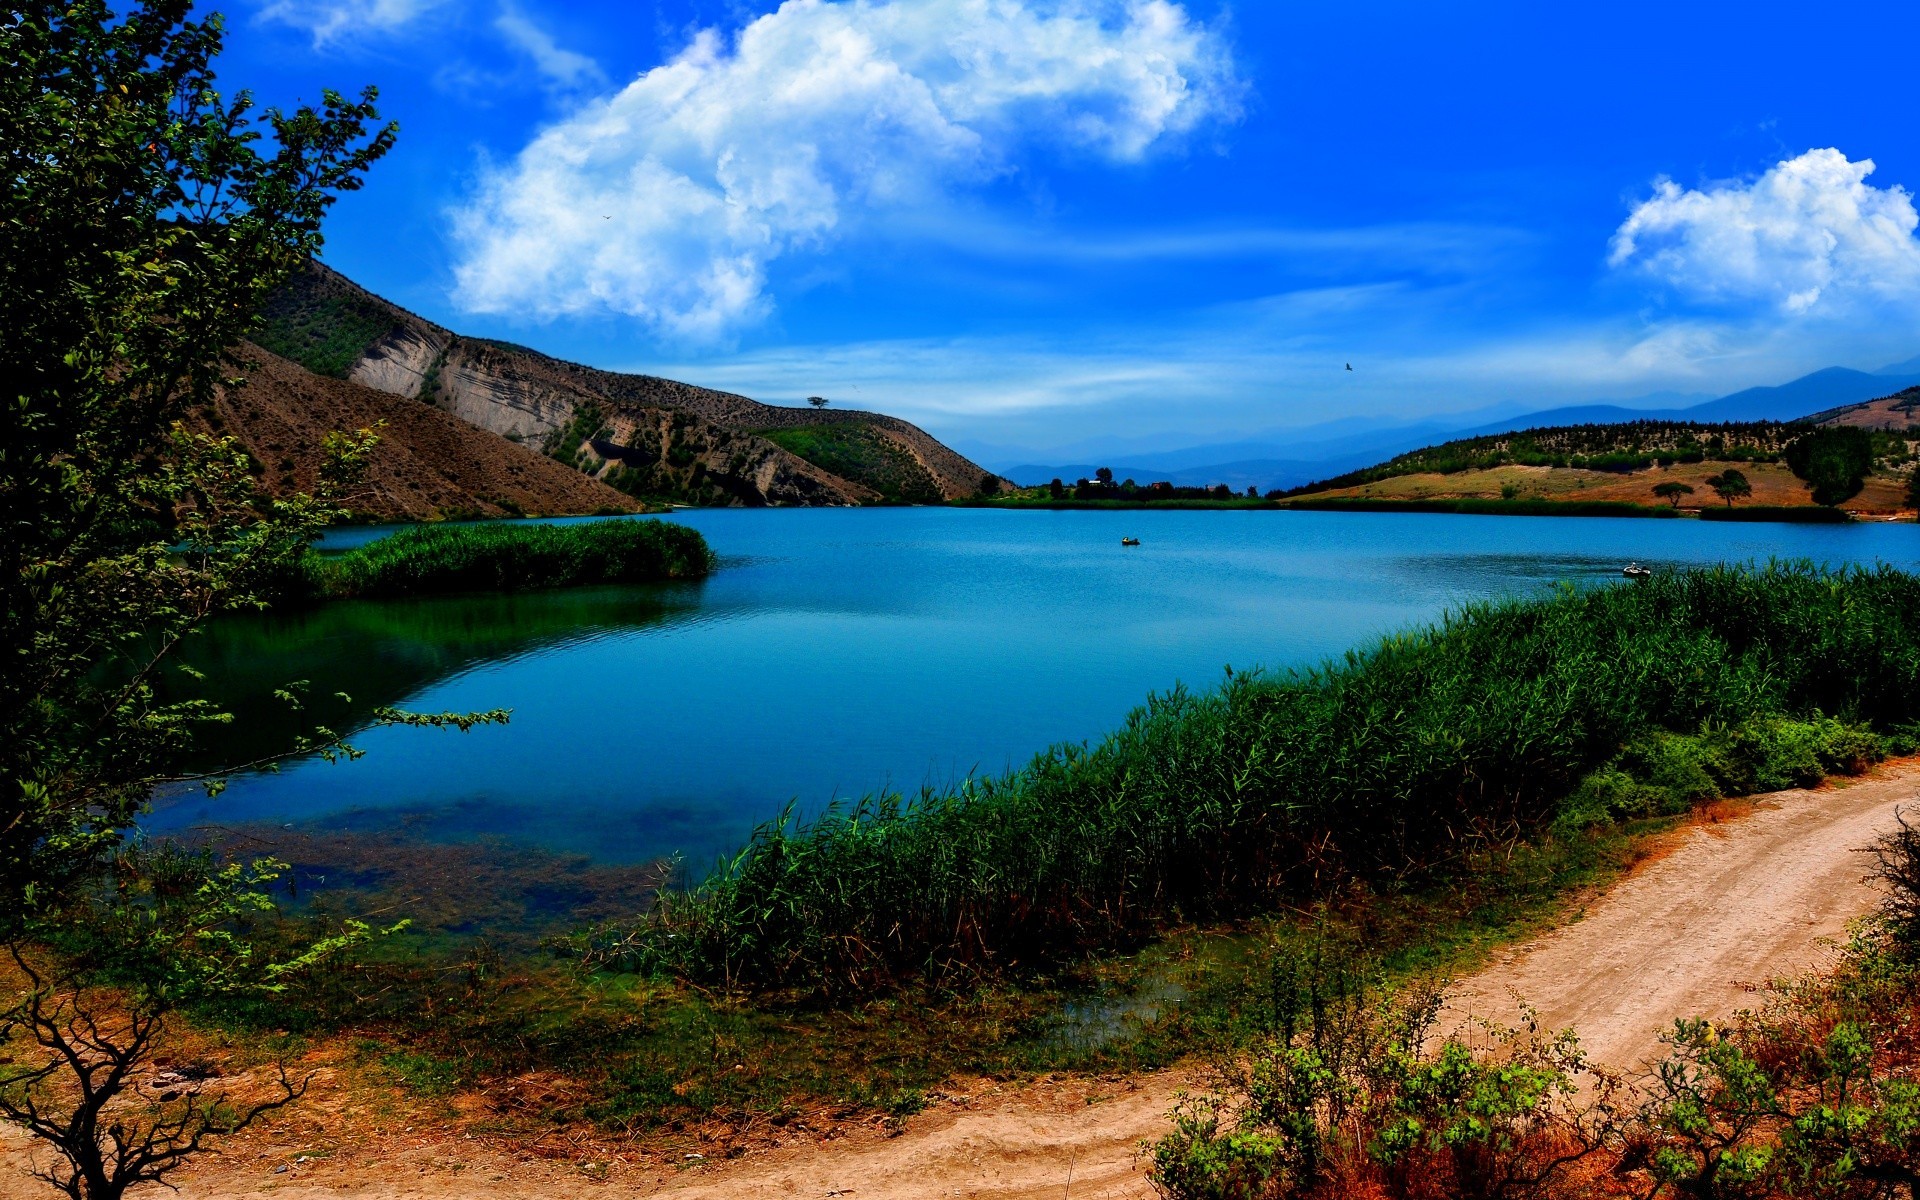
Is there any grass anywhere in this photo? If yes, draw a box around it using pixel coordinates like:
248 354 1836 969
1283 496 1680 518
752 425 943 504
601 562 1920 997
297 520 715 600
255 289 398 379
204 810 1660 1139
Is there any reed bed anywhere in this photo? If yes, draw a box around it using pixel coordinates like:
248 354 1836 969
301 519 714 599
601 563 1920 996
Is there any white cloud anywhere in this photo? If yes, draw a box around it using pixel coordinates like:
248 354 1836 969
450 0 1243 341
1610 148 1920 314
495 6 607 93
256 0 446 46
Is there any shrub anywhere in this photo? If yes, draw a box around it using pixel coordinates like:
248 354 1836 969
1785 427 1874 506
1148 946 1599 1200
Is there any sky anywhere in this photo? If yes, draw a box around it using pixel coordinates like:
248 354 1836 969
216 0 1920 457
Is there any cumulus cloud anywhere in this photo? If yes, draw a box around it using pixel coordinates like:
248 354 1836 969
1610 148 1920 314
256 0 446 46
450 0 1243 341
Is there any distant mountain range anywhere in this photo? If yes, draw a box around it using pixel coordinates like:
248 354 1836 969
994 359 1920 493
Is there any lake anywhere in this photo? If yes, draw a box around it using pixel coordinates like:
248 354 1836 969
149 508 1920 870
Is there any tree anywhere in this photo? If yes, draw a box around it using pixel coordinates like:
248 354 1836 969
0 4 458 1195
1784 428 1873 506
1 851 388 1200
1048 477 1065 499
1095 466 1114 485
1652 481 1696 508
807 395 828 408
1705 469 1752 508
1907 465 1920 512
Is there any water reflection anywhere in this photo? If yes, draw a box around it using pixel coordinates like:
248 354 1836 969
159 579 709 774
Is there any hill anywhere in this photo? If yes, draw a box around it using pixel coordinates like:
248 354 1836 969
205 344 643 522
257 262 1001 507
998 363 1920 495
1281 393 1920 516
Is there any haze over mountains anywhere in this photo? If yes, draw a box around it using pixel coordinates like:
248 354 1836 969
986 359 1920 493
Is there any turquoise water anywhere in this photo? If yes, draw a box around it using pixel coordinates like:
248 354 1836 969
149 508 1920 868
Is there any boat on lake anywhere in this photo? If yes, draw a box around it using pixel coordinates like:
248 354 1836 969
1121 537 1141 546
1623 562 1651 579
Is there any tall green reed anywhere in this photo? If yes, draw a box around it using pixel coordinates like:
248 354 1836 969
596 563 1920 996
299 519 714 599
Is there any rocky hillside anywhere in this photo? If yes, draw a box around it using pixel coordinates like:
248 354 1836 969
257 262 1003 507
205 345 642 522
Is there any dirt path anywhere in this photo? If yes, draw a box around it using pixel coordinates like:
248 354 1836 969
1443 766 1916 1069
6 763 1915 1200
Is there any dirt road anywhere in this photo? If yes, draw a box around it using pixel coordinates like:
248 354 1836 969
7 763 1915 1200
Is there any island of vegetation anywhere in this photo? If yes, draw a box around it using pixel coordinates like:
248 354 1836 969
294 519 715 601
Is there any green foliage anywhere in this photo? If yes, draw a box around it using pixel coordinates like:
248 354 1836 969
1 0 396 929
1785 427 1875 506
1706 468 1753 507
1555 716 1884 829
254 289 396 378
596 563 1920 997
1654 481 1698 507
297 519 715 599
544 403 610 467
1907 466 1920 511
753 424 943 504
1149 946 1594 1200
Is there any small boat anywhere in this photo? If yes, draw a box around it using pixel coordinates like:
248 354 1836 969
1121 537 1141 546
1622 562 1651 579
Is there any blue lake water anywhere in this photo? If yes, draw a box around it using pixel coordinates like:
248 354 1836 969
148 508 1920 868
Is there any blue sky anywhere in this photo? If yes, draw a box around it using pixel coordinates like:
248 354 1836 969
221 0 1920 456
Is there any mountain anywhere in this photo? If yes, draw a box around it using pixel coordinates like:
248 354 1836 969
206 345 642 521
255 262 1002 507
1683 367 1920 422
1005 365 1920 494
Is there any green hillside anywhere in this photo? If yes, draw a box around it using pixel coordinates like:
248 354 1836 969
754 425 944 504
1286 420 1797 496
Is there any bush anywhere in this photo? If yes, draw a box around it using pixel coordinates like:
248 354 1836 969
1785 427 1875 506
1149 946 1599 1200
298 519 715 599
601 563 1920 996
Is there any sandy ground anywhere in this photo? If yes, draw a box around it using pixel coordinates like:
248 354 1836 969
6 763 1916 1200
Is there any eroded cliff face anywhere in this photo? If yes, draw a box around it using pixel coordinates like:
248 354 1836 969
263 261 1008 507
584 411 879 508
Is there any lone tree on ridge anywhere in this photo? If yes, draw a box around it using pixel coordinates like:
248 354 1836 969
1652 481 1696 508
808 395 828 408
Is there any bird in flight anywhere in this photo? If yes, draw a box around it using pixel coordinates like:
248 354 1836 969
1345 363 1353 371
